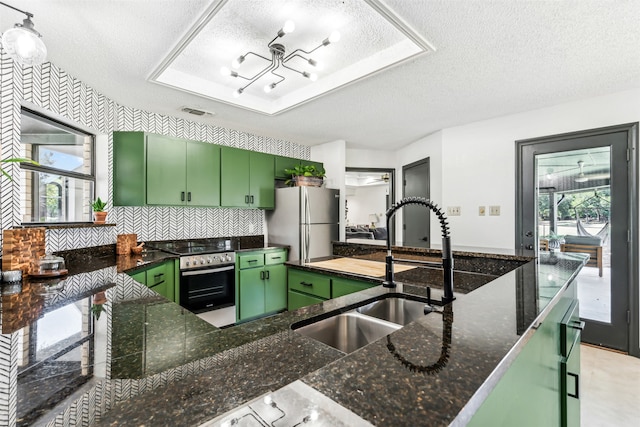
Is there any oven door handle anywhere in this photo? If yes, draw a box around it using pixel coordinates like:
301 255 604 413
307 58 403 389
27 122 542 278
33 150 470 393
182 265 235 276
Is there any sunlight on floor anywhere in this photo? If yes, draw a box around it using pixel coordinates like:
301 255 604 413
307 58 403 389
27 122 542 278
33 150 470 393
581 344 640 426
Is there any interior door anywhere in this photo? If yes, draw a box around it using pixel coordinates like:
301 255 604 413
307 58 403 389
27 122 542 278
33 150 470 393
403 158 430 247
516 124 637 353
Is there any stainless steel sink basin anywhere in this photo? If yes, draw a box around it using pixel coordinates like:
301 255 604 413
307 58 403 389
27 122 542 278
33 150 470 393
356 296 430 326
294 312 401 354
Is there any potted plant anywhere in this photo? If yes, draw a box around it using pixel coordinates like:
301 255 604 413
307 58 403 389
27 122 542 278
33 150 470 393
91 197 108 224
284 164 326 187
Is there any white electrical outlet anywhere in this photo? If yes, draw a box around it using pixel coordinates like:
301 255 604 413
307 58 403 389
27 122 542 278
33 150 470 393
489 205 501 216
447 206 461 216
479 206 486 216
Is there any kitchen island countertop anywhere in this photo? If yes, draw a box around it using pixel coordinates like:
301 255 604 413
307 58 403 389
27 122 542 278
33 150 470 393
0 245 586 426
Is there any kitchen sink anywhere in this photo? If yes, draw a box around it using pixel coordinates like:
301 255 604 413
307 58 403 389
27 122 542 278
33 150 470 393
356 296 431 326
293 312 401 354
292 295 435 353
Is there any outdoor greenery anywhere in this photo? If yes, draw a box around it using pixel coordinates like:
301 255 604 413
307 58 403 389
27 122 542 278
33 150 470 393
538 188 610 222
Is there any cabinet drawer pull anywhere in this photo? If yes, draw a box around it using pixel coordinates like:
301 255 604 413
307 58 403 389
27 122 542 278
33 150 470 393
569 320 585 331
271 256 281 260
248 259 258 263
181 191 185 201
300 281 313 287
154 273 164 280
568 372 579 399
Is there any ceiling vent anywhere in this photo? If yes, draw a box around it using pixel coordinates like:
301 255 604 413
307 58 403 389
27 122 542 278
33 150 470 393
180 106 215 117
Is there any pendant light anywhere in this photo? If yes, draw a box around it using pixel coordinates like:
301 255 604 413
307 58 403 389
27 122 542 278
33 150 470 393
0 2 47 66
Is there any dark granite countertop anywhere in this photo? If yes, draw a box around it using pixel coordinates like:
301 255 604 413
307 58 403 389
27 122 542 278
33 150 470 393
0 243 587 427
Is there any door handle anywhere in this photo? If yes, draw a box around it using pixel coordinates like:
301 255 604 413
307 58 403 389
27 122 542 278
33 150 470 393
187 192 192 202
260 271 265 280
250 195 254 204
265 270 270 280
245 195 249 204
567 372 579 399
181 191 185 201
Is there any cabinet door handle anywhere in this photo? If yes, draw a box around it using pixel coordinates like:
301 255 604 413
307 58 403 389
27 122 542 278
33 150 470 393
271 256 281 260
300 281 313 287
260 271 265 280
568 372 579 399
569 320 585 331
250 195 254 204
187 192 192 202
245 195 249 204
248 259 258 263
265 270 270 280
181 191 185 201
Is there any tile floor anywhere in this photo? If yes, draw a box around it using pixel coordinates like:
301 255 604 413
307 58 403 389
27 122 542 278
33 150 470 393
581 344 640 426
197 305 236 328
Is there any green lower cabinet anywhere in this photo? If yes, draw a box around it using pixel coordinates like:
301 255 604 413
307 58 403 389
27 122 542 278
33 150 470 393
265 264 287 312
126 259 177 303
288 291 326 311
332 277 376 298
468 280 579 427
236 249 287 322
287 268 377 310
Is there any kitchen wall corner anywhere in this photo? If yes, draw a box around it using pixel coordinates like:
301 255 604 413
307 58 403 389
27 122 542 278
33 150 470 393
0 52 310 252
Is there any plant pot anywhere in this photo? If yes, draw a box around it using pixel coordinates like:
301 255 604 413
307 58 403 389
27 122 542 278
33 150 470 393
93 211 108 224
294 176 323 187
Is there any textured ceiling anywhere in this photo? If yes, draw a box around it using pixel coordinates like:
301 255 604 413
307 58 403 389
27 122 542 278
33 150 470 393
2 1 640 150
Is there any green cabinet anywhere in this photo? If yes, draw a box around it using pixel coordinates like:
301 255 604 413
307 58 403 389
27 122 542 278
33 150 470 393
127 259 179 303
287 268 377 310
468 280 579 427
113 131 220 207
221 147 275 209
236 248 287 322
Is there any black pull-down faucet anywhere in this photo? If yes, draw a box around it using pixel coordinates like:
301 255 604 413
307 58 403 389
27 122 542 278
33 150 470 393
382 197 455 304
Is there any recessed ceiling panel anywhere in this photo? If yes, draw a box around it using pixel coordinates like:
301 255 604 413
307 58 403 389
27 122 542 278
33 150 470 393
151 0 434 115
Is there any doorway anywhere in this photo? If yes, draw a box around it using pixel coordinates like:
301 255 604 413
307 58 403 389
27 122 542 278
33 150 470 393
344 168 395 244
516 123 638 355
403 158 430 248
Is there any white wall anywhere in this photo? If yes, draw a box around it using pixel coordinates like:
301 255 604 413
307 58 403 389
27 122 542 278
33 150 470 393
346 185 388 226
311 140 347 240
439 88 640 248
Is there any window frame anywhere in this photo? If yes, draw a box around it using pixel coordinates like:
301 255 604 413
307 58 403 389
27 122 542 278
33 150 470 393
20 107 96 224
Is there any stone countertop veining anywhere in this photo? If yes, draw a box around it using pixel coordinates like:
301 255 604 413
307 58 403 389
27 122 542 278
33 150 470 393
0 245 587 427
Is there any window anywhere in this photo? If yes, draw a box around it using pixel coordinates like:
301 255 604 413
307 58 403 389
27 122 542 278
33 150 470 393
20 108 95 223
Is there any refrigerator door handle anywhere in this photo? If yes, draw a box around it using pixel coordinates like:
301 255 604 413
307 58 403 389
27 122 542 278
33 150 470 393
304 188 311 262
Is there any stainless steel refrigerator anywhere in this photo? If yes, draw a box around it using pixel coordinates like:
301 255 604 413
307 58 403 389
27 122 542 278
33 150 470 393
266 186 340 262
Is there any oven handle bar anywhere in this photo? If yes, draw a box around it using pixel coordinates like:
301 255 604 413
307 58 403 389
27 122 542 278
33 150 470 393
182 265 235 276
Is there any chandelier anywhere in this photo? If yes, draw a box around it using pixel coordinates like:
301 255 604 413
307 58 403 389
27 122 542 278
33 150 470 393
220 20 340 98
0 1 47 66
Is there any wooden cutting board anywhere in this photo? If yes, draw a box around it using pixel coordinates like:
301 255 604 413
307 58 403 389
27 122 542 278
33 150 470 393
308 258 415 278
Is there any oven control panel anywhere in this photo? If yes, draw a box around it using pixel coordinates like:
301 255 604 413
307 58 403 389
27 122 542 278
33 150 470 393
180 252 236 270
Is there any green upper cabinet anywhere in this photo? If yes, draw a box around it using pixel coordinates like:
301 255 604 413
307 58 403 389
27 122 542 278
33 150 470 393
146 134 187 205
274 155 324 180
113 131 220 207
221 147 275 209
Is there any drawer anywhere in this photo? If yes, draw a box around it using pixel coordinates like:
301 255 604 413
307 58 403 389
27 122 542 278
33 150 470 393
560 300 582 357
239 253 265 269
288 269 331 299
265 250 287 265
288 290 326 311
146 263 167 288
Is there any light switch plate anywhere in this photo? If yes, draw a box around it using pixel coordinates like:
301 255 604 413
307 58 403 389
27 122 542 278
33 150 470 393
489 205 500 216
447 206 461 216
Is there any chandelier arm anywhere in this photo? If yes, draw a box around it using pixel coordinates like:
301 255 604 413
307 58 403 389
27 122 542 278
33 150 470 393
239 61 278 91
0 1 33 18
242 51 272 63
283 53 311 65
268 70 286 85
281 62 306 76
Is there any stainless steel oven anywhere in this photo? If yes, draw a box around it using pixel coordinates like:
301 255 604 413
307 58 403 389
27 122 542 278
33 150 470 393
179 253 235 312
147 239 236 313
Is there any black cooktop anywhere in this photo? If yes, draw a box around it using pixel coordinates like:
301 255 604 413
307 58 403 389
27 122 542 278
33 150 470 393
148 239 232 256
